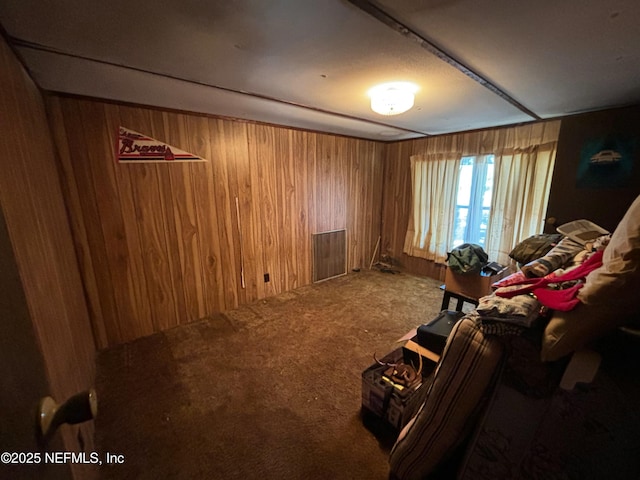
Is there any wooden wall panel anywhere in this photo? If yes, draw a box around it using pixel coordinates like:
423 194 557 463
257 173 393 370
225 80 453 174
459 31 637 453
292 130 311 287
47 96 385 347
190 115 226 316
546 105 640 233
247 123 276 298
0 35 96 477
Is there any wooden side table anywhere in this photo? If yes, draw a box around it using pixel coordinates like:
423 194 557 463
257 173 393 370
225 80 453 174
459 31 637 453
439 285 479 312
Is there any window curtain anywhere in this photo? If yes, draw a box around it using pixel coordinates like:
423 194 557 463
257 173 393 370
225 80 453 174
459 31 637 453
403 153 461 264
403 120 561 265
485 142 557 265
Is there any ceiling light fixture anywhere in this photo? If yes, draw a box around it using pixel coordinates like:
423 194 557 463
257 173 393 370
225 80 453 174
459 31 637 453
368 82 418 116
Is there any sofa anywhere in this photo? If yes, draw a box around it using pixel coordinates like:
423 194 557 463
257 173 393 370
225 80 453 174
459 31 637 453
389 194 640 480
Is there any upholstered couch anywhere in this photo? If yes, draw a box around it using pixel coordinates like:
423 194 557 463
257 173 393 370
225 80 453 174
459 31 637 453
389 195 640 480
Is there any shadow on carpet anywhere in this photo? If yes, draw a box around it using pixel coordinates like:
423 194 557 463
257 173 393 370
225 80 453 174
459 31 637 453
95 270 445 480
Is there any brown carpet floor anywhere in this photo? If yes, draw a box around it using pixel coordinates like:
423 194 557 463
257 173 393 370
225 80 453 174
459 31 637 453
95 270 448 480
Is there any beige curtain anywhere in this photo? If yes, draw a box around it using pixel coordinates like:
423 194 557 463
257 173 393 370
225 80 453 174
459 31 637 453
403 153 461 264
404 120 561 265
486 142 557 265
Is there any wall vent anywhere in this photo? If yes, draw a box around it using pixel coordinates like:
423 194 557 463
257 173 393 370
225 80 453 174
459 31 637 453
312 229 347 283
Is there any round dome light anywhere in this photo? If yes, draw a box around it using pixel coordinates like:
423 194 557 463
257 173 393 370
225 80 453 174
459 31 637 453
368 82 418 116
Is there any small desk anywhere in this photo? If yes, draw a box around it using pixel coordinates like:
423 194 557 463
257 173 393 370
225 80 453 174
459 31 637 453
439 285 479 312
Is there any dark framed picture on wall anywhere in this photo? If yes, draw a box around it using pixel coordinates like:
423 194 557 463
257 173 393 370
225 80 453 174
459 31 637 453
576 135 636 189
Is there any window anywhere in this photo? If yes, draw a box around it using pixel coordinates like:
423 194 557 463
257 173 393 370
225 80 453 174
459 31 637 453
403 120 559 266
451 155 494 249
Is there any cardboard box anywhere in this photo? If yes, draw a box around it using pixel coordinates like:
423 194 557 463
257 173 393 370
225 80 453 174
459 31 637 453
444 267 509 300
361 345 436 430
397 329 442 364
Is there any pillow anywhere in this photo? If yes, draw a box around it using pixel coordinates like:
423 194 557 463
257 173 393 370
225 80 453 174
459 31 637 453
542 195 640 361
509 233 564 265
578 194 640 310
541 302 632 361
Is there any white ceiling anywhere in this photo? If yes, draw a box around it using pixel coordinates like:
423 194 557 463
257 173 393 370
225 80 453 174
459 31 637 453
1 0 639 141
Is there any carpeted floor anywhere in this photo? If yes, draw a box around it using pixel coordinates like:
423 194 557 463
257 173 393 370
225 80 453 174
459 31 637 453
95 270 447 479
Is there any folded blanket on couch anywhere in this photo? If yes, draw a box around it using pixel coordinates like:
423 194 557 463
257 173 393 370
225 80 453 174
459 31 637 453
474 293 541 336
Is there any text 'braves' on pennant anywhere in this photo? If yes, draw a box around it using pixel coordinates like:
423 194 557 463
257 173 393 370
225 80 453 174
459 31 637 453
117 126 206 163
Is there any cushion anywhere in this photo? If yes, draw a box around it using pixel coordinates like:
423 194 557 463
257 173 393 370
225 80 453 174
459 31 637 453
542 195 640 361
389 317 504 479
509 233 564 265
541 302 630 362
578 195 640 310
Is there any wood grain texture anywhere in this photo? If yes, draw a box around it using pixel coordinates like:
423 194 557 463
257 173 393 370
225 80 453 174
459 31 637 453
47 96 385 347
0 35 96 474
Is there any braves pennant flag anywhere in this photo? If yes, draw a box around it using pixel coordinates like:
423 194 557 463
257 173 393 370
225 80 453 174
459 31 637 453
117 126 205 163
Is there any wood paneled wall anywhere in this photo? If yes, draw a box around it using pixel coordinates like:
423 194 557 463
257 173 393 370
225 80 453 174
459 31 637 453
546 105 640 233
47 97 385 348
0 35 96 478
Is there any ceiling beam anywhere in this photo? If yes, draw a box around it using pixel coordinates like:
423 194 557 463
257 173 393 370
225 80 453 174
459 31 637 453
8 35 432 138
347 0 541 120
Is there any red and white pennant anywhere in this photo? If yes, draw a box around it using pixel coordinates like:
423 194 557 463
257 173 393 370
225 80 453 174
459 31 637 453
117 126 205 163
